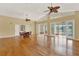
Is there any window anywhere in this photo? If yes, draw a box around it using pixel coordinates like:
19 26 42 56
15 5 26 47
40 24 44 34
44 24 47 34
65 20 74 39
20 25 25 31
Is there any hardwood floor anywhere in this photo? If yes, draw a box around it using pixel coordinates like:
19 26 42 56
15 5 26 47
0 36 78 56
0 36 57 56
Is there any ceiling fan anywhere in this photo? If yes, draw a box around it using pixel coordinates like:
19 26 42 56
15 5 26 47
44 3 60 15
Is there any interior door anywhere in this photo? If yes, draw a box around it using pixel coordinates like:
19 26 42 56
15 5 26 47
15 24 20 36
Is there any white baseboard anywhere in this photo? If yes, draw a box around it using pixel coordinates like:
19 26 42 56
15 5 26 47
0 35 19 38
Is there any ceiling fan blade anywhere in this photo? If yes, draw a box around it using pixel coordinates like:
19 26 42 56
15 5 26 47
54 10 58 13
54 6 60 9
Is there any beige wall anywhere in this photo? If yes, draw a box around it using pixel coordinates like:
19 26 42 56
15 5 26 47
0 11 79 39
74 11 79 39
0 15 35 37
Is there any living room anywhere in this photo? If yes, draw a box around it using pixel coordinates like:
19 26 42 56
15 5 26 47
0 3 79 56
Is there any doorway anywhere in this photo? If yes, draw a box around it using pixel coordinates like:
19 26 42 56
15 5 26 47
15 24 20 36
36 23 48 47
15 24 26 36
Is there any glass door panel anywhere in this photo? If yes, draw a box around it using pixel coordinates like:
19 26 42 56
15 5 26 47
50 20 74 55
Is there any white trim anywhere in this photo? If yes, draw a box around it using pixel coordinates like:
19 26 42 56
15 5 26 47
0 35 19 38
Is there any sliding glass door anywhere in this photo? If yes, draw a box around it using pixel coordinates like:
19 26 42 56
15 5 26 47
50 20 74 55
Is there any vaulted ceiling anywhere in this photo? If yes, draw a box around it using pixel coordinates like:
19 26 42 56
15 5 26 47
0 3 79 21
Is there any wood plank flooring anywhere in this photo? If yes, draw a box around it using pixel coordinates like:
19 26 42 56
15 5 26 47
0 36 78 56
0 36 57 56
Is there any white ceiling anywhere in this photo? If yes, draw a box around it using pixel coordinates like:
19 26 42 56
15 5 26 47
0 3 79 20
